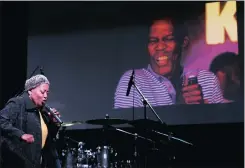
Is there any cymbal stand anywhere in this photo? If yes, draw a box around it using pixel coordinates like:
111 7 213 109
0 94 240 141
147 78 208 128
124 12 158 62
102 114 110 146
133 133 139 168
109 126 155 168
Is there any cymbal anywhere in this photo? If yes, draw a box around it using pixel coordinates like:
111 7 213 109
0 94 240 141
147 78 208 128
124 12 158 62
86 118 129 125
128 119 167 130
61 121 83 127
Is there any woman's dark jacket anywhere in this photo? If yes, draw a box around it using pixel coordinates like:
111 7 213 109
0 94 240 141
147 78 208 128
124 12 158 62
0 92 60 168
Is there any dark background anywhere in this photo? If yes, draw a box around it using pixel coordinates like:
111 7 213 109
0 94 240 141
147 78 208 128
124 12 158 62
0 1 244 167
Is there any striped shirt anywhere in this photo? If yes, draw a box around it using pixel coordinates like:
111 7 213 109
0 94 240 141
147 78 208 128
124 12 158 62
114 65 224 109
147 65 177 103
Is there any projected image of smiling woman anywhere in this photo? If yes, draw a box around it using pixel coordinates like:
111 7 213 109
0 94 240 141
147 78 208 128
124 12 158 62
114 16 224 109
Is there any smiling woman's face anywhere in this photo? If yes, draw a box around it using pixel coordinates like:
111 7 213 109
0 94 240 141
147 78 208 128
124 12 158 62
148 19 179 76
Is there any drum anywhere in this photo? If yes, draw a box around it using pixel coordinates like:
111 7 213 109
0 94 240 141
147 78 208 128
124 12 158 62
116 160 133 168
96 146 117 168
77 142 97 168
61 148 77 168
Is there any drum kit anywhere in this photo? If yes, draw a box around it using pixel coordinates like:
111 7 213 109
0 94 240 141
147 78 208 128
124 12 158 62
58 115 193 168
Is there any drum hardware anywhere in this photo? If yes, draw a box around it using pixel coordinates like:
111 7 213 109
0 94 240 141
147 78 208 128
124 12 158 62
86 115 130 149
94 115 121 168
77 141 96 168
151 130 193 146
62 147 77 168
61 136 83 168
58 115 194 168
128 119 193 146
58 121 84 140
54 120 82 141
128 119 169 133
61 121 84 127
105 125 155 168
128 76 181 168
84 115 146 168
64 136 80 144
96 145 118 168
109 127 154 144
86 118 129 126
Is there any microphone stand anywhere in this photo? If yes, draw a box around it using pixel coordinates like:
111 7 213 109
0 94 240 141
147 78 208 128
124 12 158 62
130 79 163 124
130 78 176 168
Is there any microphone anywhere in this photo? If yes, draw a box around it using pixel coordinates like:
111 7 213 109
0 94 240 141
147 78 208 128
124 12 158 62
188 75 198 85
187 75 204 104
39 66 44 75
43 104 63 124
126 69 135 96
